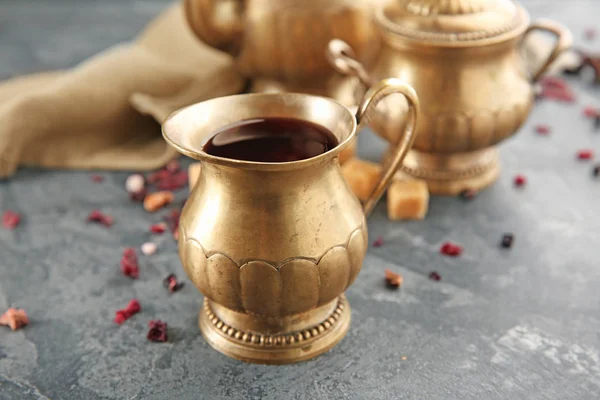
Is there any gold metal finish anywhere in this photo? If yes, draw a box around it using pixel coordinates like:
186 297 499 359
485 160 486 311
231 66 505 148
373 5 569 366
183 0 380 106
328 0 572 194
162 78 419 364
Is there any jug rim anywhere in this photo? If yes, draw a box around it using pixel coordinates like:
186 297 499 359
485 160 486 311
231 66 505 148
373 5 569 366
162 92 357 172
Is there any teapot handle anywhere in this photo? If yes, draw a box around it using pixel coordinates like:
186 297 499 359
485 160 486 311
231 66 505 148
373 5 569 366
327 39 373 87
355 78 420 216
522 19 573 83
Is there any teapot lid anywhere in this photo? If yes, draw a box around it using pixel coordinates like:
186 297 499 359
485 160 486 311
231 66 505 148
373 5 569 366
376 0 529 46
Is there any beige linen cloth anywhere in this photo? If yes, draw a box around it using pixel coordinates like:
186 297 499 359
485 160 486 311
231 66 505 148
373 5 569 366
0 1 569 178
0 3 245 178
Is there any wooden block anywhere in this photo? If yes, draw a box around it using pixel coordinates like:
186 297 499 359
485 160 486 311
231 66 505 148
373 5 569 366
341 158 382 202
387 179 429 220
188 162 202 191
339 138 357 165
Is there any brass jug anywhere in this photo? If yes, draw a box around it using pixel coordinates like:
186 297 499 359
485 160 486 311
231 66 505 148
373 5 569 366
184 0 381 106
162 79 419 364
328 0 572 194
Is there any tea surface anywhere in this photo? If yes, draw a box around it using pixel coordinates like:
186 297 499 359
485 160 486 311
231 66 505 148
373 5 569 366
203 117 339 162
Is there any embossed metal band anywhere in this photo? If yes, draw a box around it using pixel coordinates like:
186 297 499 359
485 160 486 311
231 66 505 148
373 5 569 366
204 296 348 347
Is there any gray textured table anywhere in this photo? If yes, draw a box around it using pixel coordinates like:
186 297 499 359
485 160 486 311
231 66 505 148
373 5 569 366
1 1 599 399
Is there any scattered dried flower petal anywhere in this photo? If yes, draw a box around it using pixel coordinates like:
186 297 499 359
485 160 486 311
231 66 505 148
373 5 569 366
114 299 141 325
141 242 157 256
577 149 594 160
514 175 527 187
501 233 514 249
0 308 29 330
143 191 174 212
459 188 477 201
126 174 145 194
120 248 140 279
372 236 384 247
150 222 167 234
87 210 113 227
539 76 576 103
129 189 147 202
156 171 188 191
384 269 403 289
163 274 185 292
90 174 105 183
583 106 599 118
147 320 168 342
440 241 463 257
2 210 21 230
428 271 441 281
534 125 551 135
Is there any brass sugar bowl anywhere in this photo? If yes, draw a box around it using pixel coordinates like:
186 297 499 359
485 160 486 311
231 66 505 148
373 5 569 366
183 0 381 106
328 0 572 194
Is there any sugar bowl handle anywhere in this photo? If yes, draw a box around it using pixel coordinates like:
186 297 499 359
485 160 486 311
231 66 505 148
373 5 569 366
327 39 373 87
522 19 573 82
355 78 419 216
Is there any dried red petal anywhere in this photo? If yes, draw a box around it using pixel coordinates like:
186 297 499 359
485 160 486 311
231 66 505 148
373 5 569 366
440 242 463 257
114 299 141 325
534 125 551 135
577 149 594 160
150 223 167 234
87 210 113 227
583 106 600 118
120 248 140 279
114 310 128 325
126 299 141 314
148 169 171 184
539 77 576 103
90 174 105 183
2 210 21 230
384 269 403 289
156 171 188 191
514 175 527 187
147 320 168 342
428 271 442 281
163 274 184 293
372 236 384 247
129 188 147 202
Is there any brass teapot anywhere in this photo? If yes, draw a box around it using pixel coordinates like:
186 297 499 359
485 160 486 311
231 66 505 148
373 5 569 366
328 0 572 194
184 0 381 106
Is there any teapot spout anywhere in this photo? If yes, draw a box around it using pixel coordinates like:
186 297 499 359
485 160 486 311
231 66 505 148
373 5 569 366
184 0 245 55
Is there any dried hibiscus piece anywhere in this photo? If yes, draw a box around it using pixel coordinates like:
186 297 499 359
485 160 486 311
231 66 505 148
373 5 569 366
372 236 384 247
440 241 463 257
143 191 174 212
583 106 599 118
147 320 168 342
577 149 594 160
120 248 140 279
534 125 551 135
459 188 477 201
163 274 185 292
0 308 29 330
2 210 21 230
90 174 104 183
384 269 403 289
501 233 514 249
538 76 576 103
156 171 188 191
150 222 167 234
514 175 527 187
114 299 142 325
87 210 113 227
166 160 180 173
428 271 441 281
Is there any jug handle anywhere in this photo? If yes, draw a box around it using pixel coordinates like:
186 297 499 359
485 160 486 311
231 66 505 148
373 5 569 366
327 39 373 87
355 78 420 216
522 19 573 83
